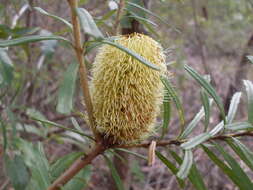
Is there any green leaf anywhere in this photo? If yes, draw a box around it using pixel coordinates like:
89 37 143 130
214 143 253 189
100 39 160 70
209 121 224 136
34 7 73 30
57 63 78 114
169 150 207 190
130 160 145 182
71 117 85 134
104 155 125 190
16 123 47 138
0 35 71 47
184 64 226 123
243 80 253 124
95 10 117 26
181 133 211 150
0 48 13 86
202 145 244 189
10 27 40 37
26 108 46 121
227 138 253 171
76 8 104 38
126 1 180 33
40 30 58 56
200 91 211 131
0 120 7 151
63 165 92 190
50 152 83 181
114 148 147 160
161 88 171 138
225 122 253 131
126 12 157 27
177 150 193 179
0 24 39 38
31 117 94 140
16 139 50 189
246 55 253 64
180 107 204 138
227 92 242 124
156 151 185 188
4 155 30 190
160 76 185 128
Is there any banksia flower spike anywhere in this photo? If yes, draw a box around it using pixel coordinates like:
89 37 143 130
91 33 166 143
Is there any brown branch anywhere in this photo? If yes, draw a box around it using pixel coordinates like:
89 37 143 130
113 0 125 35
67 0 99 140
115 131 253 149
47 142 106 190
47 129 253 189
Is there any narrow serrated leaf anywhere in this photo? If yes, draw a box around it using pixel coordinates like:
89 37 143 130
126 1 180 33
200 91 211 131
209 121 224 136
226 122 253 131
104 155 125 190
180 107 204 138
160 76 185 127
126 11 157 26
169 150 207 190
227 138 253 171
114 148 147 160
202 145 244 189
100 39 160 70
177 150 193 179
243 80 253 124
31 117 94 140
161 88 171 138
156 151 185 188
227 92 242 124
181 133 211 150
184 64 226 123
214 143 253 189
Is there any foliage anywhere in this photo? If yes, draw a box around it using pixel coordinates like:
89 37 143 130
1 0 253 190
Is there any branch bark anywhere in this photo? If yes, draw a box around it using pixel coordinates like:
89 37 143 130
116 131 253 149
48 129 253 189
47 142 106 190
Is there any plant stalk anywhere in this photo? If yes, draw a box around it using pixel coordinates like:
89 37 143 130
67 0 99 140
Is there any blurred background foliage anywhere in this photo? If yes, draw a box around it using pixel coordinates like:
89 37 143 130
1 0 253 190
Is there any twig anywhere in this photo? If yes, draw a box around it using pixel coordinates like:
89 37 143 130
114 0 125 35
48 128 253 189
47 142 106 190
115 131 253 149
67 0 99 140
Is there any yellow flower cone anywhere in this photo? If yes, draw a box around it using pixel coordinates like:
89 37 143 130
91 33 166 143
